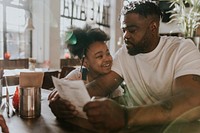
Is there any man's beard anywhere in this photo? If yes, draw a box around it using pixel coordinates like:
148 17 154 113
127 41 147 56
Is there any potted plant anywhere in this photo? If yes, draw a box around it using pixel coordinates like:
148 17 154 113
167 0 200 38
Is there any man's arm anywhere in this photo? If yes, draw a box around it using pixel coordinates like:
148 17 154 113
127 74 200 126
86 71 123 97
83 74 200 131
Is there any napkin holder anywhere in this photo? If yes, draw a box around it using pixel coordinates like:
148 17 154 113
19 72 44 118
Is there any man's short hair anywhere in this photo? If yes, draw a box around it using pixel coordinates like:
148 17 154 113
121 0 162 19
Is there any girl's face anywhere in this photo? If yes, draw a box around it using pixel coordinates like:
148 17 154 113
84 41 113 76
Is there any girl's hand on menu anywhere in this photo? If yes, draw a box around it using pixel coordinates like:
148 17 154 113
49 96 78 119
48 89 59 101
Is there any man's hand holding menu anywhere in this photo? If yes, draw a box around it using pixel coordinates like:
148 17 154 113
52 77 91 119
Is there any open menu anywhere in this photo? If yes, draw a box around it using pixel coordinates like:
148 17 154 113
52 77 91 119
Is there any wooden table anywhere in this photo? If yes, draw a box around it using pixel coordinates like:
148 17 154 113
2 88 95 133
2 87 200 133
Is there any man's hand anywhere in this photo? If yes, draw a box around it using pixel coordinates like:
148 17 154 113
48 89 78 119
83 98 125 131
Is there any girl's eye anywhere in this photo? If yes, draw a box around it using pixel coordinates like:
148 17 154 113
96 55 103 59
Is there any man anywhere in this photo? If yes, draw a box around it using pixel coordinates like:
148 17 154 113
49 0 200 132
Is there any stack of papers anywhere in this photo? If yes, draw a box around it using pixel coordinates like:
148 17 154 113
52 77 91 118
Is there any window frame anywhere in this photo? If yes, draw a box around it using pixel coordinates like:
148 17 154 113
0 0 31 60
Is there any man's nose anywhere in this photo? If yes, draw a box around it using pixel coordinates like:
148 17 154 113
123 31 130 40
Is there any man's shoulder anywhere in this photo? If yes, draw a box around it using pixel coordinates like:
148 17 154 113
160 36 194 48
161 36 183 43
159 36 198 58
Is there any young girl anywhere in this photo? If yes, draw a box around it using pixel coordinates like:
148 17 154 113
65 27 132 106
48 27 133 120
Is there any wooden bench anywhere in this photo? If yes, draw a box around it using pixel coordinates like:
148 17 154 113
0 58 29 69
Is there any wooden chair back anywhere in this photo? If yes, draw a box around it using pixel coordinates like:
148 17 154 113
42 70 59 90
2 76 19 87
60 66 75 79
60 59 80 69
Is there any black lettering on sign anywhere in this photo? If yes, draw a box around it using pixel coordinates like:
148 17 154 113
61 0 110 27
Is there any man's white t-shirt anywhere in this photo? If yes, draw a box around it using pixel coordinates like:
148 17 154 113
112 36 200 105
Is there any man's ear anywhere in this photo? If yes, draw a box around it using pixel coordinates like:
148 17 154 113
150 22 158 32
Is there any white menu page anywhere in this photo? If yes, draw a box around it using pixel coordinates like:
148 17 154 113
52 77 91 119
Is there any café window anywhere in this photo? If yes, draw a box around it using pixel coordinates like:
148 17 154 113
60 0 110 58
0 0 31 59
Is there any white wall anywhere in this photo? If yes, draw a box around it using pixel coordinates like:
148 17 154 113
159 21 181 34
109 0 124 56
32 0 60 69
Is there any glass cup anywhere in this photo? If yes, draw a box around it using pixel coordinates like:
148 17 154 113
29 58 36 71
